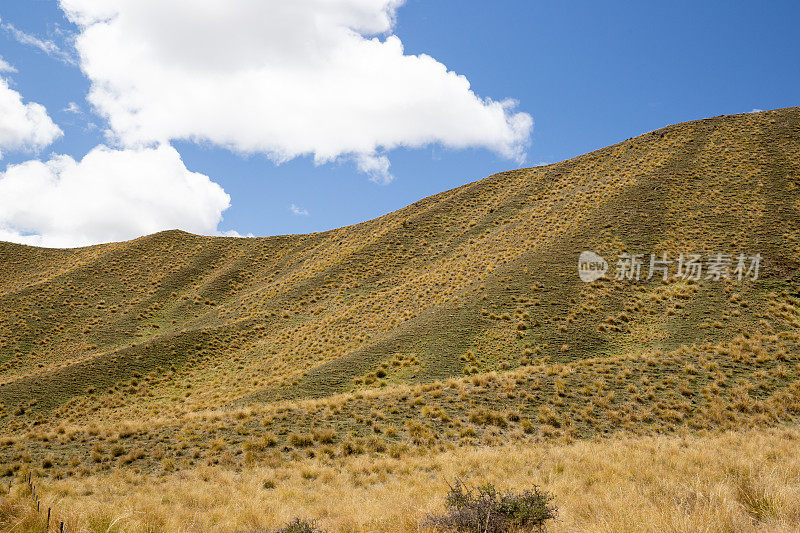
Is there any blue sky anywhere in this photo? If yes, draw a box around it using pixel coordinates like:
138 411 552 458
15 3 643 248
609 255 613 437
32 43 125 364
0 1 798 246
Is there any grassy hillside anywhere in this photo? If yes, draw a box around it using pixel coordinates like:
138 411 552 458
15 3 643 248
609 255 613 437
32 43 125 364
0 108 799 529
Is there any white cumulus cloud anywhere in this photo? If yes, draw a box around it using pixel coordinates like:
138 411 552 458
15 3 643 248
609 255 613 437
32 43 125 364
59 0 533 182
0 144 231 248
0 78 62 158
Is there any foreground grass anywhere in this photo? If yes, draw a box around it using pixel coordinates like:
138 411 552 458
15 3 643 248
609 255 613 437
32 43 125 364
4 426 799 532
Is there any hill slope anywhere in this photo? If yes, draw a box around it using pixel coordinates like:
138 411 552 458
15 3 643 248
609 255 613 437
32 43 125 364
0 108 799 477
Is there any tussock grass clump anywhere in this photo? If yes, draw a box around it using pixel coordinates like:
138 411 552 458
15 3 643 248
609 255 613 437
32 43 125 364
468 408 508 427
425 479 557 533
289 433 314 448
312 428 336 444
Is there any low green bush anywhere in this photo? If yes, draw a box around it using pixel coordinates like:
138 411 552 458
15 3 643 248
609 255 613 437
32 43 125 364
424 479 557 532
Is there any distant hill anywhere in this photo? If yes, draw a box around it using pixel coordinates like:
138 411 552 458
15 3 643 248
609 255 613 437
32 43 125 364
0 107 799 476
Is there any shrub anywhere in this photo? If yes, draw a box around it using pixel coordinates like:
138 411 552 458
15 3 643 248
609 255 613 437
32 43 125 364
273 518 325 533
424 480 557 533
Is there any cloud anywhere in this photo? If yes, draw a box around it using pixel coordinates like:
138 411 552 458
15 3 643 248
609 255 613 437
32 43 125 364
0 18 76 65
220 229 254 238
63 101 82 114
0 56 16 73
59 0 533 181
289 204 309 216
356 153 393 184
0 77 62 158
749 108 763 114
0 144 231 248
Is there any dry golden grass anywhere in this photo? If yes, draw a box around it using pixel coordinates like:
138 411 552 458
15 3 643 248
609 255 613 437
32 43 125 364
4 426 799 532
